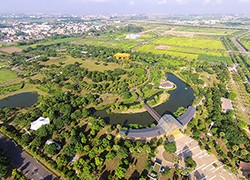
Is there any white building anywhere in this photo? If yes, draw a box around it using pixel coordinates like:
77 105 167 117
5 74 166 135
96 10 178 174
125 34 140 39
30 117 50 130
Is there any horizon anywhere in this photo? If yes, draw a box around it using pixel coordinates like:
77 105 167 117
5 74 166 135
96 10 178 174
1 0 250 15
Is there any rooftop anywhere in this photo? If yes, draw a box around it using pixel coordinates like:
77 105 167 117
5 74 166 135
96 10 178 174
30 117 50 130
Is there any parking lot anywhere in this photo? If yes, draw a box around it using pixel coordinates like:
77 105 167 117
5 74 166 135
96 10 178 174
174 133 237 180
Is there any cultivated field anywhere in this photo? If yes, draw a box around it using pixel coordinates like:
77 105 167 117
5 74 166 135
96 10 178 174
238 33 250 50
153 36 226 50
74 38 139 50
175 26 237 35
19 37 81 49
0 47 22 53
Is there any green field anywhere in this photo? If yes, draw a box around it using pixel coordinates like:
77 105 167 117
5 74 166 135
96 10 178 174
0 69 18 84
239 33 250 50
176 26 237 35
242 41 250 50
74 38 139 50
19 37 81 49
153 36 226 50
136 44 199 59
136 43 229 60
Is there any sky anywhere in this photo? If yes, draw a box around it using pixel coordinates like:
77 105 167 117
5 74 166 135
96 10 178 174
0 0 250 15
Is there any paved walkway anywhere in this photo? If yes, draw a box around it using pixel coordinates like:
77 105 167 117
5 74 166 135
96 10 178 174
0 133 58 180
174 133 237 180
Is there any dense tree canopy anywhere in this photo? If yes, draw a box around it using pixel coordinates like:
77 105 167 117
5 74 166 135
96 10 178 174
0 149 9 178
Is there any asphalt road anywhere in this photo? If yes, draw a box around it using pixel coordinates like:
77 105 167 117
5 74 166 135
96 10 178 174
0 133 58 180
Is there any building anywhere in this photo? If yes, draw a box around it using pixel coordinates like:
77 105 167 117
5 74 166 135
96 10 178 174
240 161 250 179
114 53 131 61
221 97 233 113
148 161 162 180
125 34 140 39
30 117 50 130
120 106 196 139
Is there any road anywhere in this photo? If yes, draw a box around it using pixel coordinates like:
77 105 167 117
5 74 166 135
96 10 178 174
231 31 250 58
0 133 58 180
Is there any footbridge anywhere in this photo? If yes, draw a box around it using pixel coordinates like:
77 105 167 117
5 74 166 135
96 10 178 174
144 103 161 121
119 106 196 139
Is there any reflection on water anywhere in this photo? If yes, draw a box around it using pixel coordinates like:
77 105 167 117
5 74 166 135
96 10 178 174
0 92 39 108
0 74 195 126
93 73 195 125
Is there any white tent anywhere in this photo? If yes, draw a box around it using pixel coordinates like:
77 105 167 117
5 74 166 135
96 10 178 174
30 117 50 130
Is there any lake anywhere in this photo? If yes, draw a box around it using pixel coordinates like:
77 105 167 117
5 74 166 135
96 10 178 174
92 73 195 126
0 74 195 126
0 92 39 108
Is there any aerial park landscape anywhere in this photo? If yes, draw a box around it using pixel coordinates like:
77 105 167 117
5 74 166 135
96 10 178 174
0 1 250 179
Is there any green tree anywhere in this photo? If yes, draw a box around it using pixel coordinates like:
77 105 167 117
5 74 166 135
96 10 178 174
82 108 90 118
184 156 197 171
56 155 68 169
95 157 104 167
228 92 237 100
31 137 42 147
20 133 32 146
11 169 26 180
44 143 58 156
164 142 177 153
115 166 126 179
0 149 8 178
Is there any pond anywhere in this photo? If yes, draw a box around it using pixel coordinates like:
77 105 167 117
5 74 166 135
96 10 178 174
92 73 195 126
0 92 39 108
0 74 195 126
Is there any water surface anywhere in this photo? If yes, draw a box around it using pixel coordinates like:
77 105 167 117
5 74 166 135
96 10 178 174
0 92 39 108
93 73 195 126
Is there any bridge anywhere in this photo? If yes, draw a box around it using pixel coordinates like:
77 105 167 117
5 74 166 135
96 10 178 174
119 106 196 139
143 103 161 121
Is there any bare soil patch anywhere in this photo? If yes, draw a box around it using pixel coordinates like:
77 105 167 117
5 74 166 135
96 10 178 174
0 47 22 53
156 45 171 50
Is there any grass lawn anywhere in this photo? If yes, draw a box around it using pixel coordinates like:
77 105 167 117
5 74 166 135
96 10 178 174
41 56 123 72
41 56 82 66
81 59 123 72
0 69 18 84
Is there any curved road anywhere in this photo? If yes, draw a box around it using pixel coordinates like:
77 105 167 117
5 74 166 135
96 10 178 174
0 133 58 180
